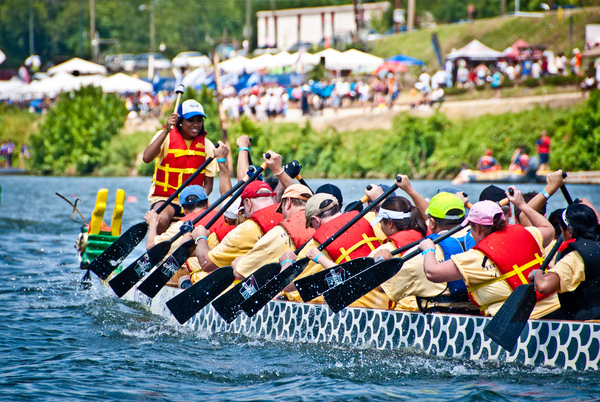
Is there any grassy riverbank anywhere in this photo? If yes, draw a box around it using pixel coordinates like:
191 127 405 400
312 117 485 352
10 91 600 179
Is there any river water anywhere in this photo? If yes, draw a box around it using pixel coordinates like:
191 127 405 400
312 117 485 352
1 175 600 401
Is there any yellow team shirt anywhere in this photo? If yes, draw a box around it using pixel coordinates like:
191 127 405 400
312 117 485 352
376 242 448 310
451 227 561 319
147 130 218 206
235 225 294 279
547 250 586 293
208 219 263 268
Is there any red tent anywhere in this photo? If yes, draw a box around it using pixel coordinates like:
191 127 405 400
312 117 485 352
375 61 407 74
503 39 530 59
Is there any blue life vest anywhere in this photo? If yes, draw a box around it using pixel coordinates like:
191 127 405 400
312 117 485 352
428 230 475 295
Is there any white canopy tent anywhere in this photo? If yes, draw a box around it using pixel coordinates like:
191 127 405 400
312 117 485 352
446 40 504 61
289 51 320 66
96 73 153 94
270 51 296 68
330 49 384 72
218 56 250 73
247 53 276 72
6 72 105 99
47 57 107 76
313 48 345 70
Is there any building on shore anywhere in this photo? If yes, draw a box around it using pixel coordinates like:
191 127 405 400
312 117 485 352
256 2 390 51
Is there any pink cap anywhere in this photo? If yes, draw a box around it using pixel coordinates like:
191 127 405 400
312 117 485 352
462 200 505 226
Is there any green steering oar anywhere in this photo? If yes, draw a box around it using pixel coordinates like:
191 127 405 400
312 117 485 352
89 143 216 281
239 177 402 318
323 224 464 313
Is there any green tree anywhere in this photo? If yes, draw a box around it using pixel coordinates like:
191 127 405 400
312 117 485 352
29 86 127 175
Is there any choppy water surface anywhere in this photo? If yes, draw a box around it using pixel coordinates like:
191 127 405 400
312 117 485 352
1 175 599 401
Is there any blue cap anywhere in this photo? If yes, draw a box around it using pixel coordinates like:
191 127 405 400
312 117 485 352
179 185 207 205
378 184 397 197
177 99 206 120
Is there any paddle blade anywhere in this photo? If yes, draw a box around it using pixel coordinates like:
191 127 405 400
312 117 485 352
212 262 282 323
108 241 172 298
483 284 537 352
88 222 148 280
240 258 310 318
166 267 236 325
324 257 403 313
137 239 195 298
295 257 374 302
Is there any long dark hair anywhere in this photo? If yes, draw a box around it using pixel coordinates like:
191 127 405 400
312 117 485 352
380 196 427 237
559 204 599 240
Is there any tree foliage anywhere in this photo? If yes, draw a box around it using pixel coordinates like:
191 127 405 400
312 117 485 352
29 86 127 175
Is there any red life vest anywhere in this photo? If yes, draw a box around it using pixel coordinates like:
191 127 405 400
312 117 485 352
387 229 423 254
479 156 494 170
247 204 283 235
518 153 529 169
182 208 224 233
313 211 382 264
152 127 207 197
213 223 236 242
278 210 315 249
471 224 551 305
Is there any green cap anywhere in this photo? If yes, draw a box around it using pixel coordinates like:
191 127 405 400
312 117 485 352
425 192 465 220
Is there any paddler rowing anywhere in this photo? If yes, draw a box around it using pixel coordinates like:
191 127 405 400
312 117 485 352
83 95 600 353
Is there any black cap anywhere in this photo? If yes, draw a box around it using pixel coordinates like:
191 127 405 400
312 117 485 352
316 183 343 205
479 185 506 203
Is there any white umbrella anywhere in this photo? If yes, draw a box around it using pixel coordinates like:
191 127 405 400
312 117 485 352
47 57 107 76
96 73 153 93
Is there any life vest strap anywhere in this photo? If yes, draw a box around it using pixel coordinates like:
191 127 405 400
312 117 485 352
168 149 206 158
467 253 544 293
334 233 380 264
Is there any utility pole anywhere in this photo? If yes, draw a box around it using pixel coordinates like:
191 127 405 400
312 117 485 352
90 0 98 61
353 0 359 44
394 0 401 34
270 0 277 48
29 0 35 56
245 0 252 40
150 0 156 52
407 0 415 33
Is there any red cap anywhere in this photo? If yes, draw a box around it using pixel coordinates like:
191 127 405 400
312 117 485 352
241 180 276 200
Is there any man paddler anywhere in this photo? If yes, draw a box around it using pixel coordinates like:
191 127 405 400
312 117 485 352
232 184 314 280
142 99 228 234
280 193 389 309
192 179 283 273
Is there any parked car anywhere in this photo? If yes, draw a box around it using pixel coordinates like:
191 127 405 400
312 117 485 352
104 54 136 72
134 53 172 70
172 51 211 69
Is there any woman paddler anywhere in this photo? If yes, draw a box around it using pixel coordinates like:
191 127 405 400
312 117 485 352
142 99 224 234
418 187 562 319
530 202 600 320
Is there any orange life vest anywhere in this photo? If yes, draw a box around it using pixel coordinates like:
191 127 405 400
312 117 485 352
387 229 423 252
152 127 207 197
246 204 283 235
470 224 551 306
278 210 315 248
313 211 382 264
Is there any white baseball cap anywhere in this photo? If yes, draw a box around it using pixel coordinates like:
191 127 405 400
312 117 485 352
177 99 206 119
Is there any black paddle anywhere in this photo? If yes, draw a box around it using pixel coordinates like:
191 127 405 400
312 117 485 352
295 237 423 302
239 177 402 318
88 87 185 281
483 175 572 351
483 235 563 352
108 157 259 298
136 161 267 298
323 223 464 313
211 240 311 324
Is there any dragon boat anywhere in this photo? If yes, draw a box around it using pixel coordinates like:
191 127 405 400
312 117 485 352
77 189 600 372
128 285 600 371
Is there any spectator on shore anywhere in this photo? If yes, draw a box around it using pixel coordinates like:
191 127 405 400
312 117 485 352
536 130 551 171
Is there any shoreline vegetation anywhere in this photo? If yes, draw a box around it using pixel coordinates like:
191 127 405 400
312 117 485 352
4 87 599 180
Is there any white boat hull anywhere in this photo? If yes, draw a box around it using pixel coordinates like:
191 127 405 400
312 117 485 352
128 286 600 371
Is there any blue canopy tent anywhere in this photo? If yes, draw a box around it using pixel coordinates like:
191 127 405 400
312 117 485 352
385 54 425 67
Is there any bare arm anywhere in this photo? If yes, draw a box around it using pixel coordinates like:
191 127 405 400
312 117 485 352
264 150 295 188
526 169 566 215
507 186 554 248
419 238 463 282
396 174 429 217
142 113 178 163
144 210 161 250
236 135 251 181
192 226 218 273
214 141 232 195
